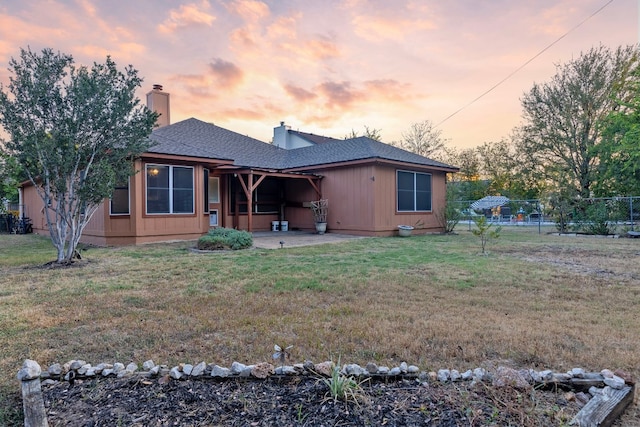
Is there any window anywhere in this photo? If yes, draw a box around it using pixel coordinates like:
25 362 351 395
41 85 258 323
110 179 130 215
208 176 220 204
146 164 194 214
397 170 431 212
229 175 281 214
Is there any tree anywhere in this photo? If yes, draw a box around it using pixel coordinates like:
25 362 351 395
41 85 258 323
0 151 21 210
594 67 640 196
517 45 639 201
472 216 501 255
0 47 157 263
443 147 488 201
344 125 382 141
395 120 447 158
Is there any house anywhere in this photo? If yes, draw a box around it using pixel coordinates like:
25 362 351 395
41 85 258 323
19 86 458 245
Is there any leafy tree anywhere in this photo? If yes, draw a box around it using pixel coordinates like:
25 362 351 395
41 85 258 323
443 147 488 201
344 125 381 141
0 47 157 263
594 68 640 196
396 120 447 158
0 151 21 210
517 45 639 200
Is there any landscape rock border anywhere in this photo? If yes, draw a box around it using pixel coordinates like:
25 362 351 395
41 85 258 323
19 358 636 426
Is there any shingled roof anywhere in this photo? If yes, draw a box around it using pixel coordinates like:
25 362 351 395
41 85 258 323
148 118 285 169
147 118 457 172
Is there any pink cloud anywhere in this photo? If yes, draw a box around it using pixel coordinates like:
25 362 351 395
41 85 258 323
226 0 270 24
283 84 317 102
209 58 244 88
158 1 216 34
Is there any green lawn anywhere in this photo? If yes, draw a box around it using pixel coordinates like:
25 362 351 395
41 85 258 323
1 228 639 424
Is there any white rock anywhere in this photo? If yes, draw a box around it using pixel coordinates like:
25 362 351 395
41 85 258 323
183 364 194 375
461 370 473 380
231 361 246 374
17 360 41 381
389 367 401 376
70 360 86 370
78 364 91 375
275 366 296 375
102 369 114 377
95 363 112 373
399 362 408 373
211 365 231 377
85 367 96 377
601 369 614 379
113 363 125 373
170 367 183 379
378 366 389 374
437 369 450 382
149 366 160 375
450 370 461 381
48 363 63 376
126 363 138 373
191 362 206 377
473 367 487 381
603 375 626 390
407 365 420 374
143 360 155 371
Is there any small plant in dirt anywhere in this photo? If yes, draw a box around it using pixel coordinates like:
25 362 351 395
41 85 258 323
472 216 502 254
322 362 368 404
197 227 252 250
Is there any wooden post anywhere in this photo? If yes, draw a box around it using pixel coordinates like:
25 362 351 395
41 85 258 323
570 385 634 427
18 359 48 427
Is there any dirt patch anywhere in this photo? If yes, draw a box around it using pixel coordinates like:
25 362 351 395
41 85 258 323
43 375 581 426
502 244 640 283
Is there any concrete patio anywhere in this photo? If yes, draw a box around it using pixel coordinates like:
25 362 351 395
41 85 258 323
251 231 367 249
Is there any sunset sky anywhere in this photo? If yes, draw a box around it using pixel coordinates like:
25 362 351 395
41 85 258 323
0 0 637 149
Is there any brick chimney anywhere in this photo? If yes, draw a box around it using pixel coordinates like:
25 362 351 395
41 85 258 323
147 84 170 128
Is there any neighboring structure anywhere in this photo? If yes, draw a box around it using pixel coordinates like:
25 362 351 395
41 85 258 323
19 87 458 246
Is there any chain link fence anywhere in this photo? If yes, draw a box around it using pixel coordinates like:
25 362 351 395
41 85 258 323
451 196 640 234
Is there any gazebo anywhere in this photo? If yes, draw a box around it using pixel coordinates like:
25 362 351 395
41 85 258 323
470 196 511 220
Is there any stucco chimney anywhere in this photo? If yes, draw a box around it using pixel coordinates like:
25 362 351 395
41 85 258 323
147 84 170 128
273 121 291 148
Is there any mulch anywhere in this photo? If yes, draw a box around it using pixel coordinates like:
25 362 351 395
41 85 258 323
42 374 581 426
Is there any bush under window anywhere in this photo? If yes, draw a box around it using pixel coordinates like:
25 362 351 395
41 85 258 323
197 228 253 250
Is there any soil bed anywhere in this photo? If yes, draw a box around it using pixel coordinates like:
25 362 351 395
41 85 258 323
42 375 581 426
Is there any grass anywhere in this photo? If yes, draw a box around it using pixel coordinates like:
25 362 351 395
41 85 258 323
1 228 640 423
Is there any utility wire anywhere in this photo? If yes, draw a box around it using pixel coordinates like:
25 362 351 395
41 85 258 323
435 0 615 128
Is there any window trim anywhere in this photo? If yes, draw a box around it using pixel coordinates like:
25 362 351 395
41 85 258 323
396 170 432 212
109 178 130 216
145 163 195 215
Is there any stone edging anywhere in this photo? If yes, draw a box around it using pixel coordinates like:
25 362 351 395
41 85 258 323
18 359 636 426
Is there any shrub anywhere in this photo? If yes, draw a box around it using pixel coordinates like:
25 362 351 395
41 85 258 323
197 228 253 250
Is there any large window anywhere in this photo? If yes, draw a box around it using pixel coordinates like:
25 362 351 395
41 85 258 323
110 179 130 215
397 170 432 212
146 164 194 214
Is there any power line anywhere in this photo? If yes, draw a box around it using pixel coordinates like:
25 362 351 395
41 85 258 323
435 0 615 128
